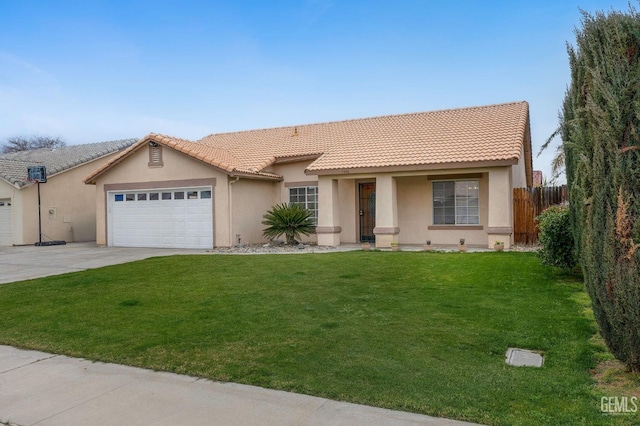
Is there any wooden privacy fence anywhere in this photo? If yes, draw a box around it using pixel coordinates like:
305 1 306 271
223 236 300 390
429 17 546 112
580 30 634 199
513 186 568 245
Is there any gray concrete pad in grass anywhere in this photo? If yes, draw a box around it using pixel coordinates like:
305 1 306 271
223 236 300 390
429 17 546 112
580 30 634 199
505 348 544 367
0 345 481 426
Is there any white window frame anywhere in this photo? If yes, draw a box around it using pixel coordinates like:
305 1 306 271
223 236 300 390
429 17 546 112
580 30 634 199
432 180 480 225
289 186 318 225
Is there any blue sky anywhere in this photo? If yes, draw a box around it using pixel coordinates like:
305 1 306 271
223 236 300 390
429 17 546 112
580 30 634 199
0 1 634 180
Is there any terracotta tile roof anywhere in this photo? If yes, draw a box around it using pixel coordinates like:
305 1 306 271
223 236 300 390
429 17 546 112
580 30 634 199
85 134 282 183
149 134 245 173
84 101 530 183
0 139 136 188
197 101 529 173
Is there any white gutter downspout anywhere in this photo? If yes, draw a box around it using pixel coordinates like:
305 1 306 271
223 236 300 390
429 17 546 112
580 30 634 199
228 176 240 247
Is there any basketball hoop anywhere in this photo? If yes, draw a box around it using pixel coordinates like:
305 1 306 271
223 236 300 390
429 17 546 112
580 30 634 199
27 165 47 183
26 165 64 246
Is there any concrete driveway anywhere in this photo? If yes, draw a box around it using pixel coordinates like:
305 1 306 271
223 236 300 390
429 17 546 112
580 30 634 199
0 242 205 284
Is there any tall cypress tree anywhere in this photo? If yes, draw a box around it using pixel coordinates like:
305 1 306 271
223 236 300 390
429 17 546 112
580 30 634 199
561 7 640 371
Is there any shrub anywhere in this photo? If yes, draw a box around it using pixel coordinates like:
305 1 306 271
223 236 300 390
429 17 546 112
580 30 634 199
262 203 316 244
560 6 640 372
537 205 576 270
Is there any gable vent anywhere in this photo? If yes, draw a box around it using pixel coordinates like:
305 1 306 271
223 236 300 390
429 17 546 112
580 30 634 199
148 143 163 167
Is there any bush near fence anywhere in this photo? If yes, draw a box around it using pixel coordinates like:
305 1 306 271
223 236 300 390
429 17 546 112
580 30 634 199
513 186 567 245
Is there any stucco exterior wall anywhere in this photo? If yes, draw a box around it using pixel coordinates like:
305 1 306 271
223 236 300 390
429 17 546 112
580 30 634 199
271 160 316 203
1 154 124 245
338 179 357 243
0 179 15 200
22 160 115 244
395 176 429 244
91 145 230 246
487 167 514 248
230 179 278 244
511 145 528 189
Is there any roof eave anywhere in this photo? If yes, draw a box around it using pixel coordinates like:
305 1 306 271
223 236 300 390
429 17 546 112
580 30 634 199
305 159 519 176
273 154 323 164
84 137 149 184
230 170 283 181
0 176 23 189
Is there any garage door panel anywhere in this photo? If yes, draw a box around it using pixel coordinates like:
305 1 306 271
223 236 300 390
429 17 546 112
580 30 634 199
109 187 213 249
0 199 12 246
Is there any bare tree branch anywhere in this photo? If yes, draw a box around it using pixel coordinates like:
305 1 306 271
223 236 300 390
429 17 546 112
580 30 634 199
2 136 66 153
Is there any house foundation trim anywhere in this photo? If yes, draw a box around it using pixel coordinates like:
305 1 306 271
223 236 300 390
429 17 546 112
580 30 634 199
487 226 513 234
316 226 342 234
428 225 483 231
373 227 400 234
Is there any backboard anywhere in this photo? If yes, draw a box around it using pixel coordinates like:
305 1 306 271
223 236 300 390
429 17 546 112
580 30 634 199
27 166 47 183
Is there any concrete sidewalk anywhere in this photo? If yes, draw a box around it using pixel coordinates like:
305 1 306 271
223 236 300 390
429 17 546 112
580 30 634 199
0 346 479 426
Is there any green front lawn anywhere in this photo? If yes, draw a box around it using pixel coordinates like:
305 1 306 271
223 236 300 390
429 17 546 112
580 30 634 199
0 252 625 425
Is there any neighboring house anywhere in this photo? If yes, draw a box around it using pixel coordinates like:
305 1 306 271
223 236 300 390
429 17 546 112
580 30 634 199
84 101 533 250
0 139 137 246
533 170 543 187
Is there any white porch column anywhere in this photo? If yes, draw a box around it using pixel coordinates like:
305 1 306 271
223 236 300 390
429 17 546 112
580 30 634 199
373 175 399 248
316 176 341 246
487 168 513 249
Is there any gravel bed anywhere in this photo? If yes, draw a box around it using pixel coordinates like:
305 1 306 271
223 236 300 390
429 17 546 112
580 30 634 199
205 243 540 254
510 244 540 252
206 242 342 254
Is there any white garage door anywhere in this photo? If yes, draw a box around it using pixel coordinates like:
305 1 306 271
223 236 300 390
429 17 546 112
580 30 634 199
108 187 213 249
0 199 12 246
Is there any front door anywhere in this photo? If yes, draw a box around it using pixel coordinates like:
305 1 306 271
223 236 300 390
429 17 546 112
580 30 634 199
359 182 376 242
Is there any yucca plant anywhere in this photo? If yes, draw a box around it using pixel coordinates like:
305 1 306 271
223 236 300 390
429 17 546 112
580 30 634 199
262 203 316 244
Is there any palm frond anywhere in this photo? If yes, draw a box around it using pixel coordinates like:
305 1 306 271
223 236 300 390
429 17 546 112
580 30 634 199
537 126 562 157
